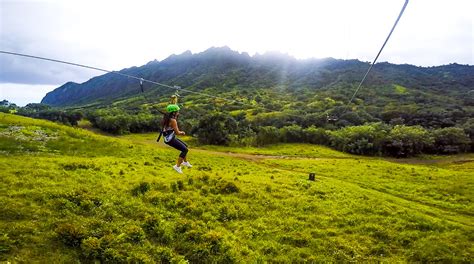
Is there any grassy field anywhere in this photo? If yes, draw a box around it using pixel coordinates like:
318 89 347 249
1 113 473 263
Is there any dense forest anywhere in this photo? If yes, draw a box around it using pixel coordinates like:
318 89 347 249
5 47 473 156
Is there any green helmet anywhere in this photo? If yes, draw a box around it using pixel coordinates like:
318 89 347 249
166 104 180 113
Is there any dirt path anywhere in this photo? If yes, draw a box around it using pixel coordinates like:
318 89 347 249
116 131 473 167
386 155 474 166
191 148 333 162
82 125 473 167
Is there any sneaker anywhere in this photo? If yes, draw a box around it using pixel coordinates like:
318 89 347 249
173 165 183 174
182 161 193 168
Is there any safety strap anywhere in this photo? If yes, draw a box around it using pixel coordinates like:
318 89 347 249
156 110 167 142
156 130 164 142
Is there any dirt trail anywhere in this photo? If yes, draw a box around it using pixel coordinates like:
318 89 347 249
191 148 332 162
81 125 473 167
195 147 474 168
111 130 473 166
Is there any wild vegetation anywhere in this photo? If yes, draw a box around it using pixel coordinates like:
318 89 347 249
2 48 472 261
9 48 472 156
12 102 472 157
1 113 473 262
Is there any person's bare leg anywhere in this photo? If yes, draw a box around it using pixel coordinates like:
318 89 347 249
183 156 187 162
177 157 184 166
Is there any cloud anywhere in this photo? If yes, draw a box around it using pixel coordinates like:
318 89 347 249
0 83 56 106
0 1 110 85
0 0 473 92
0 51 100 85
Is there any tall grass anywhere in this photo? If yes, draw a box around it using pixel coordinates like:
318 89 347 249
1 113 472 262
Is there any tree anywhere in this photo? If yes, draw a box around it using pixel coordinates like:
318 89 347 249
256 126 280 146
431 127 470 154
303 126 330 145
329 123 389 155
383 125 433 157
194 113 235 145
280 125 304 143
461 119 474 151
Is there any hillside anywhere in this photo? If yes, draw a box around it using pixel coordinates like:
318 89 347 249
42 47 474 108
1 113 473 262
35 48 474 149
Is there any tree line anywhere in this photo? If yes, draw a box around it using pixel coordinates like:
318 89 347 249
8 102 472 157
86 109 472 157
192 112 472 157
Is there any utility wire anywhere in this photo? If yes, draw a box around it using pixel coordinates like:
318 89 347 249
347 0 409 105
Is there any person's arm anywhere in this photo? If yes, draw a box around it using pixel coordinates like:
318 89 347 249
170 119 185 135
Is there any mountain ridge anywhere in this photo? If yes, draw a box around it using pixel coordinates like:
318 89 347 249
41 46 474 107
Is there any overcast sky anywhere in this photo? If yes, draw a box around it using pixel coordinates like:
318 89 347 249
0 0 473 106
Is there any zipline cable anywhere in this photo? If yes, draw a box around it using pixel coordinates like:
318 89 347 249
347 0 409 105
0 50 244 105
1 0 409 119
0 50 305 118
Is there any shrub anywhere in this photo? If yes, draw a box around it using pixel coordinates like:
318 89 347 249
150 247 175 263
131 182 151 196
256 126 281 145
102 248 127 263
218 181 240 194
81 237 102 259
124 225 146 244
171 182 178 192
0 233 13 254
218 206 239 222
177 180 185 191
55 223 86 247
202 231 237 263
16 104 83 126
143 217 174 244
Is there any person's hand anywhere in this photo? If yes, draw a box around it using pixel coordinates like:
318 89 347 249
180 131 186 136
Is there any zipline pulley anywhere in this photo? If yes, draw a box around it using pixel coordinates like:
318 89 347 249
139 78 144 93
326 112 338 123
173 85 181 97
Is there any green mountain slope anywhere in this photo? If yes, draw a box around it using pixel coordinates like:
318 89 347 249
41 47 474 108
37 47 474 143
1 113 472 262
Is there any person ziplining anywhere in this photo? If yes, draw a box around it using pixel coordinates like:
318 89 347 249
158 95 192 173
0 0 409 174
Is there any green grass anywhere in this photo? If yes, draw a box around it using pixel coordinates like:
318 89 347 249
1 113 473 263
394 84 408 94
